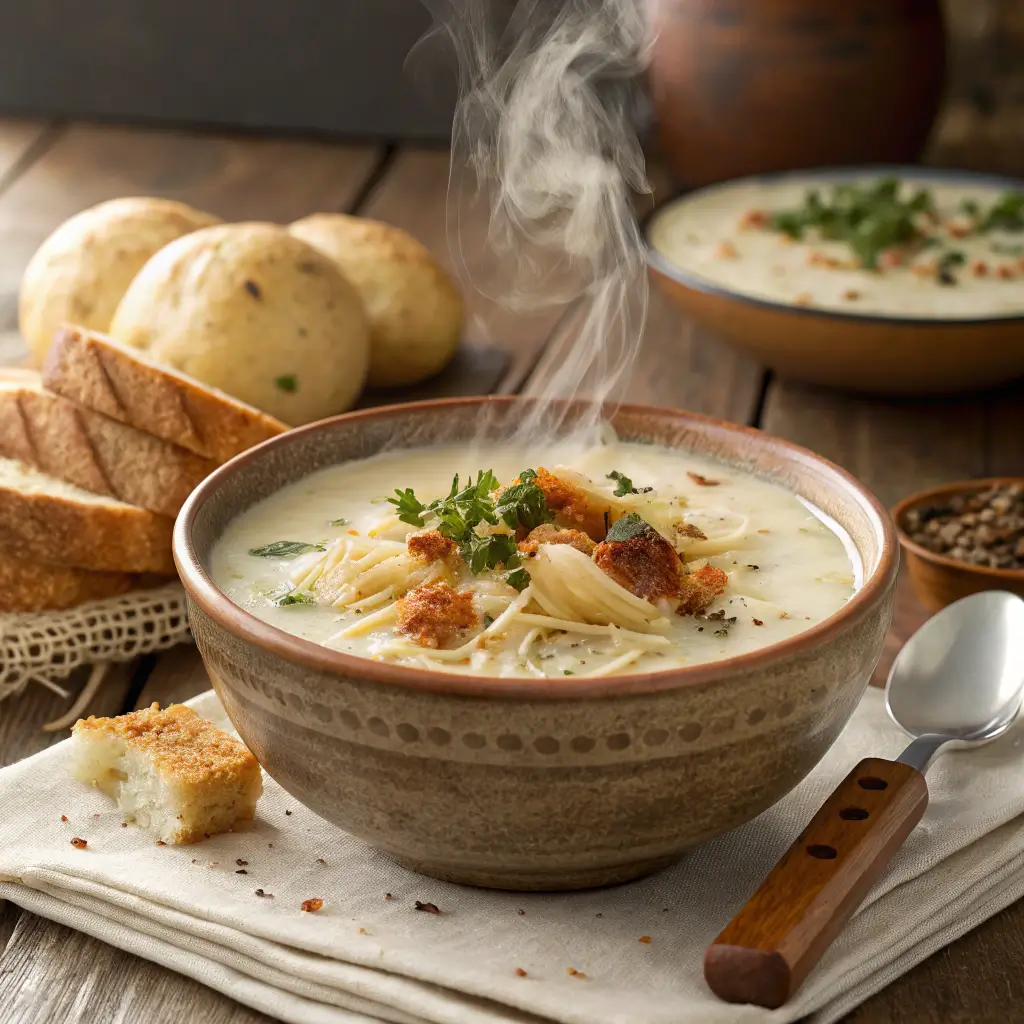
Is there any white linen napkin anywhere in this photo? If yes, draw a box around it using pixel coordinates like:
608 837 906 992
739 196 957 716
2 687 1023 1024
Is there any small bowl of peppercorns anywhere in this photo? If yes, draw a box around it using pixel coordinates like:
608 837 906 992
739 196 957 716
892 478 1024 612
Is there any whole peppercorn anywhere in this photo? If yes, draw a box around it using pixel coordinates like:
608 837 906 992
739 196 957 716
905 484 1023 570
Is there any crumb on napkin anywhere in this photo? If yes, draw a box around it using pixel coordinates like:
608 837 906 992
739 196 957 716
69 702 262 845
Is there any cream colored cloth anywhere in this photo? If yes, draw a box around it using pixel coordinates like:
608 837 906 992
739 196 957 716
2 687 1023 1024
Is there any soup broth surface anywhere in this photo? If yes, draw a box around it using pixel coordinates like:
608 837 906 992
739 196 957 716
211 438 857 678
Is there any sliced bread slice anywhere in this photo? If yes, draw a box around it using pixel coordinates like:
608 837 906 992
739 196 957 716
42 325 287 463
0 371 216 518
0 545 144 612
0 457 174 573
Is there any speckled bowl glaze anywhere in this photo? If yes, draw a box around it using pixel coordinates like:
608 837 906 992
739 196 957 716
174 397 898 891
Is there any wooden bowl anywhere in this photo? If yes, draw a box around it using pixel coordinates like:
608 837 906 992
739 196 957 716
175 397 898 890
646 0 946 187
891 478 1024 613
643 168 1024 396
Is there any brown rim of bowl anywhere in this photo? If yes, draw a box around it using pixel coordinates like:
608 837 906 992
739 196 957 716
891 477 1024 580
174 395 899 700
641 164 1024 329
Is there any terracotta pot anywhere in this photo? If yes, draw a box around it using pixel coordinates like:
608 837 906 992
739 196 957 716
646 0 947 186
175 397 898 891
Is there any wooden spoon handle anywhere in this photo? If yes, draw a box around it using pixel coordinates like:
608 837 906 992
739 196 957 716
704 757 929 1009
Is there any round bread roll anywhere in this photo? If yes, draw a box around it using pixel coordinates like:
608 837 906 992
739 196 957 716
108 223 370 425
19 197 220 366
289 214 462 387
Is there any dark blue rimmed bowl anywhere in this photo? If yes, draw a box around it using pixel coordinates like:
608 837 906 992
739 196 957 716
642 166 1024 395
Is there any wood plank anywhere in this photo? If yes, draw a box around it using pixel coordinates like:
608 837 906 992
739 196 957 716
0 121 384 363
0 911 273 1024
761 383 992 511
134 643 210 710
355 149 566 395
844 898 1024 1024
0 119 55 189
0 659 138 768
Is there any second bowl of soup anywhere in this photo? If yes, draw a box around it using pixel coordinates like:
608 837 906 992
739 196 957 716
645 167 1024 395
175 397 898 890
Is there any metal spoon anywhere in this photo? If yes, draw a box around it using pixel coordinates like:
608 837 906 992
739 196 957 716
705 590 1024 1010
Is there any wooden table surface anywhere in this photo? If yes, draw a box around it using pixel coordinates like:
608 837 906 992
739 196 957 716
1 100 1023 1023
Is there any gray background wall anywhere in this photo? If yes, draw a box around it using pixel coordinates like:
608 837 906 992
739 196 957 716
0 1 459 139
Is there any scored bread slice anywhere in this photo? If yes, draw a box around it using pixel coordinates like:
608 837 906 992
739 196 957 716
0 371 216 518
0 544 145 612
42 325 287 463
0 457 174 573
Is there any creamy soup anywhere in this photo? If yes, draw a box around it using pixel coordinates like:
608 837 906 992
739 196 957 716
649 175 1024 319
211 437 857 679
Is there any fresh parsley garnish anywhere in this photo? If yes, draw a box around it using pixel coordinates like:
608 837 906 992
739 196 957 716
505 566 531 591
494 471 552 530
249 540 325 558
605 512 656 543
563 669 575 676
387 469 551 589
606 470 653 497
463 532 518 574
273 590 316 607
329 517 349 527
978 191 1024 233
937 250 966 286
275 375 298 393
960 198 981 219
766 177 935 270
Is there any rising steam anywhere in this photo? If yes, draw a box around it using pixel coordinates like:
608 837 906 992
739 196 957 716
420 0 653 438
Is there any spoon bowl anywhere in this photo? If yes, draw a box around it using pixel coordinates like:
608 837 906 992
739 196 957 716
886 590 1024 746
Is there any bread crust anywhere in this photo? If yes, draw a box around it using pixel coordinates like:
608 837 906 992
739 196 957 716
0 375 216 517
42 326 287 463
0 546 143 612
0 462 174 573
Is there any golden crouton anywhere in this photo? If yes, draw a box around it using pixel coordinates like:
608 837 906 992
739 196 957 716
518 523 596 557
593 525 684 601
678 564 729 615
395 581 478 648
70 703 262 844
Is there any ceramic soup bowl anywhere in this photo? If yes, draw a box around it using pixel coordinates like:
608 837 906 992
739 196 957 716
174 397 898 891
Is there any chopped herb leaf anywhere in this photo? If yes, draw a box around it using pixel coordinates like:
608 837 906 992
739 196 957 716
606 470 653 497
273 589 316 607
960 198 981 219
462 532 517 574
494 472 553 531
387 470 547 586
764 177 935 270
979 191 1024 232
389 487 427 527
483 614 495 627
563 669 575 676
275 375 298 393
605 512 656 543
249 540 325 558
505 566 531 591
329 517 349 527
937 250 965 286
